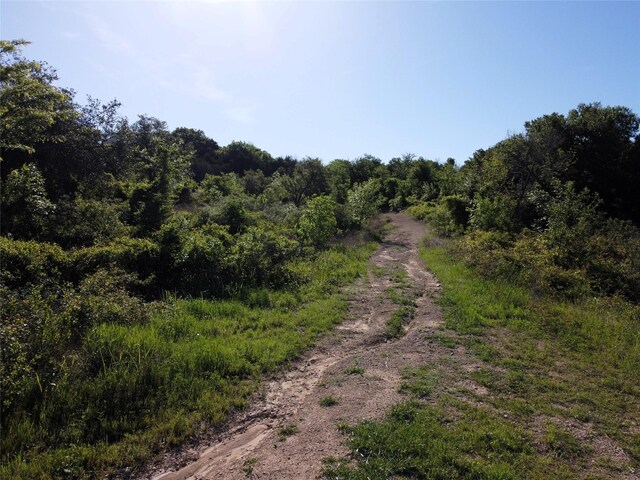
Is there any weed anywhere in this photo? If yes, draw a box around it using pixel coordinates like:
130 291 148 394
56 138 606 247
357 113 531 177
344 364 364 375
277 424 300 440
385 306 414 338
242 457 257 475
336 421 352 434
319 396 339 407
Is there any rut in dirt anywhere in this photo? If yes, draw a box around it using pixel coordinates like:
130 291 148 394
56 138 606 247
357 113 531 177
146 213 448 480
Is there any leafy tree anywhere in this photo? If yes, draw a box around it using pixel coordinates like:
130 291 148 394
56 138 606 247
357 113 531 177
217 141 274 175
0 40 76 157
566 103 640 222
242 169 269 195
128 138 192 234
171 127 220 181
1 163 55 239
284 157 329 206
326 159 352 203
351 154 383 184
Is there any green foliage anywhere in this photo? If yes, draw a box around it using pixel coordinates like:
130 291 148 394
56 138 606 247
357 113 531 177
70 236 159 287
53 195 130 247
326 159 352 203
469 195 517 232
347 178 383 227
1 242 375 479
0 237 68 288
297 195 338 247
230 227 299 290
0 40 76 155
1 163 56 240
284 157 329 206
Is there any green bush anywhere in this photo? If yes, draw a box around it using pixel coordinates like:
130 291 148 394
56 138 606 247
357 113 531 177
230 227 299 291
0 237 68 289
296 195 338 247
468 195 517 232
430 195 469 237
53 196 130 248
172 224 233 296
406 201 433 221
70 237 159 288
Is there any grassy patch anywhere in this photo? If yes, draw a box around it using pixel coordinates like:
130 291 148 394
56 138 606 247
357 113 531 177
1 242 376 480
322 235 639 479
399 366 438 398
418 239 640 475
323 400 548 480
385 306 414 338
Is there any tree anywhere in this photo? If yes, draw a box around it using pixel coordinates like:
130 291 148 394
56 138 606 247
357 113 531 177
326 159 352 203
566 103 640 223
0 40 75 157
217 141 274 175
284 157 329 206
171 127 220 181
129 138 192 233
1 163 55 239
351 154 383 184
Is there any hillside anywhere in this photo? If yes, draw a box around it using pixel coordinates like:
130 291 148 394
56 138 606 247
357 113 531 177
1 40 639 479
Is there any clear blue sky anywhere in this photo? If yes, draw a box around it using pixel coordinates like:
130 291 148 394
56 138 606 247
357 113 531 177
2 1 639 164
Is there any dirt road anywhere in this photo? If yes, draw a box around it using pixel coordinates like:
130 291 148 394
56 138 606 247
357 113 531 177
147 213 451 480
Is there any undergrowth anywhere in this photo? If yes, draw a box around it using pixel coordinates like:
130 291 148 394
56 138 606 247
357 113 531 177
1 242 376 480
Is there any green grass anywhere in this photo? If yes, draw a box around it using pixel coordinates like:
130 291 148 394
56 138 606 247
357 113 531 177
1 242 376 480
322 399 546 480
322 235 640 479
399 366 438 398
385 306 414 338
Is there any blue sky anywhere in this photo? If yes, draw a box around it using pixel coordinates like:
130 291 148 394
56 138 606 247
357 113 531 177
2 1 639 164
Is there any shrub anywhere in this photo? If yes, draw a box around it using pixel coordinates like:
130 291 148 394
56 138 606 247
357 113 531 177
297 195 338 247
70 237 159 287
468 195 517 232
347 179 383 227
230 227 299 291
53 196 130 247
428 195 469 237
0 237 68 289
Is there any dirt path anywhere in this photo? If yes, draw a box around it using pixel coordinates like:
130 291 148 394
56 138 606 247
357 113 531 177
146 213 452 480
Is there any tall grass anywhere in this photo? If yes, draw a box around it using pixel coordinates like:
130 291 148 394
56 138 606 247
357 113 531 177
1 242 376 480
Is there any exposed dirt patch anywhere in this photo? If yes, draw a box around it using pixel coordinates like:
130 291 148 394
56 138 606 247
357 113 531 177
143 214 454 479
